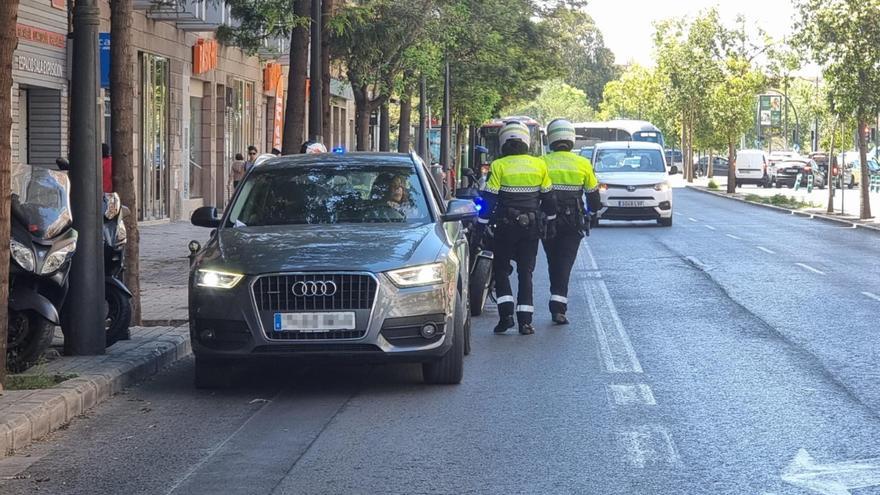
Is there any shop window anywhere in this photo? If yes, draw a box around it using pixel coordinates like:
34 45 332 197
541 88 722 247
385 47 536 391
140 53 170 220
189 96 203 198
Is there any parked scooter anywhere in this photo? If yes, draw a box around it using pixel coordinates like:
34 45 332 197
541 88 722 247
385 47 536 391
102 192 132 347
457 166 494 317
7 162 77 372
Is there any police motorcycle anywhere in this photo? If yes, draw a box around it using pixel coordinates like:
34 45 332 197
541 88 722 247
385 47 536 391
101 192 132 347
457 157 494 317
7 161 78 372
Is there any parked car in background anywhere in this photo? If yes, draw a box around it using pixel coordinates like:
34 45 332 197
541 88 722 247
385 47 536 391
767 152 803 183
697 156 729 177
665 149 683 174
836 152 861 189
734 149 769 188
770 159 825 189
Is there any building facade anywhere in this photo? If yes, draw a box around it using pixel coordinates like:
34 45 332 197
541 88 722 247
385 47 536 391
11 0 356 222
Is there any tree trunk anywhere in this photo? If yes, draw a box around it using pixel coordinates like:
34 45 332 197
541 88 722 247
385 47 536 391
0 0 20 383
320 0 333 142
397 90 412 153
353 84 372 151
379 101 390 152
857 118 873 219
282 0 310 154
726 138 736 194
110 0 141 325
707 150 714 179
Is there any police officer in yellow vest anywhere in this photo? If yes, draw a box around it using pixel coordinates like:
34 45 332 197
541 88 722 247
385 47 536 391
542 118 601 325
479 121 557 335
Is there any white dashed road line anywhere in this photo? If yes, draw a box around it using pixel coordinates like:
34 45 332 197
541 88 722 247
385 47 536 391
862 292 880 302
795 263 826 275
757 246 775 254
688 217 698 222
704 225 716 231
725 234 742 240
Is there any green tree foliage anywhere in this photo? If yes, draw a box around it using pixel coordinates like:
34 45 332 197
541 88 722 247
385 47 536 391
794 0 880 219
505 79 594 123
541 6 618 107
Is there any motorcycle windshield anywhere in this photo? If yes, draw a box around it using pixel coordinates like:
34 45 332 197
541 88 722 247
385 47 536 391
11 163 73 240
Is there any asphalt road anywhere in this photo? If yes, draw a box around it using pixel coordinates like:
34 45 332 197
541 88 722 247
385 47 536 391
3 188 880 495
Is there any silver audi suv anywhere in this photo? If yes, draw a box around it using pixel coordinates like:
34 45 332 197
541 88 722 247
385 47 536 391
188 152 476 386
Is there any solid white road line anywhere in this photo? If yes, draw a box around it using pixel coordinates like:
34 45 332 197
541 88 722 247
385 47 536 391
725 234 742 240
581 244 644 374
795 263 826 275
757 246 775 254
862 292 880 302
704 225 716 231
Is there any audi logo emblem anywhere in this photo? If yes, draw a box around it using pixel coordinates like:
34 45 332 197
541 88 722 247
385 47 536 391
291 281 338 297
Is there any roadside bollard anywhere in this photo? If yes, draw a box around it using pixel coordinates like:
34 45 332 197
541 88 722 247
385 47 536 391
794 173 802 191
807 174 814 193
872 175 880 193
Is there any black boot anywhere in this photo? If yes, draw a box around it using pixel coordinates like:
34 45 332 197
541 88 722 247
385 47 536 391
552 313 569 325
494 316 515 334
518 323 535 335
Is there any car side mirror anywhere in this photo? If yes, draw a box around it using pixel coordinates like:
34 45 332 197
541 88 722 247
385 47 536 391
191 206 221 228
669 165 678 175
442 199 478 223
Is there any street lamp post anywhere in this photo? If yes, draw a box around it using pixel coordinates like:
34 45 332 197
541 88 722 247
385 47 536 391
308 0 323 143
417 75 427 162
67 0 105 356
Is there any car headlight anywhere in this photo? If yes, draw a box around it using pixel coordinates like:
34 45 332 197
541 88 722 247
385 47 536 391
598 183 608 191
653 182 671 192
40 242 76 275
104 192 121 220
196 269 244 289
10 239 35 272
386 263 445 287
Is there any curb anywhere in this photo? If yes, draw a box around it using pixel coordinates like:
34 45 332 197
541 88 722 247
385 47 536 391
685 185 880 234
0 326 192 458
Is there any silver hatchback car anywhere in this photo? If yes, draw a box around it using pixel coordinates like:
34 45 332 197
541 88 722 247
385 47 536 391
188 152 476 386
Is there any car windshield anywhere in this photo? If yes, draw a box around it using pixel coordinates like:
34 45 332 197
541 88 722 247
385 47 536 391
593 148 665 173
227 164 431 226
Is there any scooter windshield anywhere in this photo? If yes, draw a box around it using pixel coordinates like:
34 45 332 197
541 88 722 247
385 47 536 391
11 163 73 240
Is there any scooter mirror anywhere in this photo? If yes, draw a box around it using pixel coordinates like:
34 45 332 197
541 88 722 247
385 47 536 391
56 158 70 171
188 240 201 254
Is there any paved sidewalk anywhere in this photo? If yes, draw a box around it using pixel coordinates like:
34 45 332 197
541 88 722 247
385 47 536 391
0 326 190 457
0 221 208 458
139 221 211 325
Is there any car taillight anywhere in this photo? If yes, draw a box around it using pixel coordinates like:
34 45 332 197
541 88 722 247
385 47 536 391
833 166 839 176
804 166 811 173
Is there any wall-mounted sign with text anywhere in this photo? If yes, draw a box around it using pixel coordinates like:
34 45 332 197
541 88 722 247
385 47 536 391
14 54 64 78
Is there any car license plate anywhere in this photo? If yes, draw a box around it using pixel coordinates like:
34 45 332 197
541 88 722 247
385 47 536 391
618 200 645 207
787 168 800 173
273 312 356 332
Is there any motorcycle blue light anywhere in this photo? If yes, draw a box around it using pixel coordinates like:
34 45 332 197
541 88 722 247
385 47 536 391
332 146 345 154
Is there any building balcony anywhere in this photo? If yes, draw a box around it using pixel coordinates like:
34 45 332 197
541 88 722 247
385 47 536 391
133 0 238 32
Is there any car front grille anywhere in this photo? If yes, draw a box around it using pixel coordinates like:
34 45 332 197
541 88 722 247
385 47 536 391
253 273 377 312
252 273 378 341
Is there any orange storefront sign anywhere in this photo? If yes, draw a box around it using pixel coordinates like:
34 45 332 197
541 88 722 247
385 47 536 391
51 0 65 10
16 24 66 49
193 39 218 75
264 63 283 92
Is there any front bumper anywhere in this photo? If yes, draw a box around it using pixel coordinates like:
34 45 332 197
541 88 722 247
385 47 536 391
188 272 455 363
598 187 673 221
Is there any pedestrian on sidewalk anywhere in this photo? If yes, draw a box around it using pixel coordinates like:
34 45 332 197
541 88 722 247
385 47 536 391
228 153 247 197
102 143 113 193
245 145 259 171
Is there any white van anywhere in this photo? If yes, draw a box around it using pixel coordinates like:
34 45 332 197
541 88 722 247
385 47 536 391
735 149 769 188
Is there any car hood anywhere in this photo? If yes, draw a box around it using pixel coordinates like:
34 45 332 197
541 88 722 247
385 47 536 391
596 172 668 186
198 223 444 274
